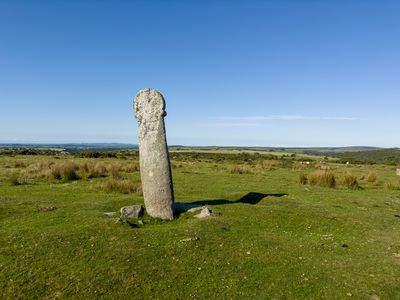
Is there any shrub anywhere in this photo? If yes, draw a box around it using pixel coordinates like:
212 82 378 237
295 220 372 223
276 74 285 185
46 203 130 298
341 172 360 190
308 170 336 188
230 165 252 174
299 173 308 185
366 172 377 183
101 179 142 194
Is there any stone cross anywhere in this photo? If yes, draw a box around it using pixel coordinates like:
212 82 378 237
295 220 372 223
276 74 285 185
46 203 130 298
134 88 174 220
397 169 400 176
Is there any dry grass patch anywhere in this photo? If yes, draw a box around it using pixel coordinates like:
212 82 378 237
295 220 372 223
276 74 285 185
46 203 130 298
366 172 377 183
256 161 276 170
8 173 21 186
108 163 122 178
307 170 336 188
340 172 360 190
299 173 308 185
385 181 400 190
101 178 142 194
230 165 252 175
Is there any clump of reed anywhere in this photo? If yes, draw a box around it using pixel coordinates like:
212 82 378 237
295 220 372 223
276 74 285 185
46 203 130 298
101 178 142 194
307 170 336 188
340 172 360 190
230 165 252 175
366 172 377 183
299 170 365 190
385 181 400 191
8 173 21 186
256 161 276 171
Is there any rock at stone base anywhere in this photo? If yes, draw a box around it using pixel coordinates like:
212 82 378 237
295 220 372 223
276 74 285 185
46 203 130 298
103 212 116 217
194 207 212 219
120 205 144 219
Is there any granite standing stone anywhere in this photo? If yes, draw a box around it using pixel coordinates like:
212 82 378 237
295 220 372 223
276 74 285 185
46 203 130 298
134 88 174 220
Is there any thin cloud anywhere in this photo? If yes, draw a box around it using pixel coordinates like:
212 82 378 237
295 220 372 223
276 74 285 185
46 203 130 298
215 115 356 121
199 122 259 128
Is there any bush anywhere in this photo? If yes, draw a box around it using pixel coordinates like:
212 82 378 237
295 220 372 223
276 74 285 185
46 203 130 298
308 170 336 188
341 172 360 190
101 179 142 194
366 172 377 183
299 173 308 185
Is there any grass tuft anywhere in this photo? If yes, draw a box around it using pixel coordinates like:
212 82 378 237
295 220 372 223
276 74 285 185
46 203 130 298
341 172 360 190
385 181 400 190
299 173 308 185
8 173 21 186
366 172 377 183
59 162 80 181
230 165 252 174
101 178 142 194
308 170 336 188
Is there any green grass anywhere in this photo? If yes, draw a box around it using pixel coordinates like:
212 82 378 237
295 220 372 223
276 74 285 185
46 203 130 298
0 154 400 299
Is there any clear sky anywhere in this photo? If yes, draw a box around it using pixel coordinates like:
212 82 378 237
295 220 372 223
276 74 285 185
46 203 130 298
1 0 399 147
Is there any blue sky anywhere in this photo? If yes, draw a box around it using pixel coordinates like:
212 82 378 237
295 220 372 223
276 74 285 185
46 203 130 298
1 0 399 147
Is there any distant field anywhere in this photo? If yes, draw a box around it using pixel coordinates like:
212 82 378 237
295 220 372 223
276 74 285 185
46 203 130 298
1 150 400 299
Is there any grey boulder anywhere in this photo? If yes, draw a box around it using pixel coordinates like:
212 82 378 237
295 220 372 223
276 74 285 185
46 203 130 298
120 205 144 219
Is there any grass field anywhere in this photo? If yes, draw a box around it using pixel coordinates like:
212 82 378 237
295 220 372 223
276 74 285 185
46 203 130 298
1 151 400 299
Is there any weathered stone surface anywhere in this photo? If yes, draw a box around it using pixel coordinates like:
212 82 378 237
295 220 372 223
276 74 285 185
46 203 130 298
396 169 400 176
194 207 212 219
120 205 144 219
134 88 174 220
103 211 116 217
